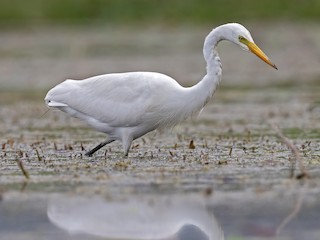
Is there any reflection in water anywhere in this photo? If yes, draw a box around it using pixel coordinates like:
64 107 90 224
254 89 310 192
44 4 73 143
47 194 224 240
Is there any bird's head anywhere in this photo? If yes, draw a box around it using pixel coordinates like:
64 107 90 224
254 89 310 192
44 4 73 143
222 23 277 70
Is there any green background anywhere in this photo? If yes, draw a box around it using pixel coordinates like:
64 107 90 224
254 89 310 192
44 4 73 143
0 0 319 27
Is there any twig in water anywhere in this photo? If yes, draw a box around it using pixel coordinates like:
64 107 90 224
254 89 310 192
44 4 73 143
271 123 309 179
276 181 307 236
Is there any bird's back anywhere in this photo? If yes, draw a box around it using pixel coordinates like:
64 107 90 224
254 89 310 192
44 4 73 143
45 72 182 132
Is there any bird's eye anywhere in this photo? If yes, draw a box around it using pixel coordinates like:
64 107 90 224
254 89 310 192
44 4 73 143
239 36 245 41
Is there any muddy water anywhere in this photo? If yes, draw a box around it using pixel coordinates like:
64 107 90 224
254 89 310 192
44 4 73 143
1 23 320 239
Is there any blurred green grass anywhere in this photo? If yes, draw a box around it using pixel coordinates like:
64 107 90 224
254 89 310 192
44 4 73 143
0 0 319 27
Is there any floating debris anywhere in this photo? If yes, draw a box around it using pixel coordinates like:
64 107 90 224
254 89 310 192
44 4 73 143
242 147 247 153
18 150 23 158
169 150 175 157
7 139 14 148
218 159 228 165
65 144 73 150
189 140 196 149
132 144 140 149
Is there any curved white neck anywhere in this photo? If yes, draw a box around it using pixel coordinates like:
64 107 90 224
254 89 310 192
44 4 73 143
184 27 224 111
165 26 227 124
203 26 224 76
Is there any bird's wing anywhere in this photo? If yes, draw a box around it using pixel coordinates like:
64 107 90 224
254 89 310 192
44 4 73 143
50 72 179 127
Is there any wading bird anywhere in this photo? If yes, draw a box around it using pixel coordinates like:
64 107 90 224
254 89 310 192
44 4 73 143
45 23 277 157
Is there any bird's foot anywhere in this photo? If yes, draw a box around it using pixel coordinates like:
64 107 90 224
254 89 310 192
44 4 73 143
84 151 93 157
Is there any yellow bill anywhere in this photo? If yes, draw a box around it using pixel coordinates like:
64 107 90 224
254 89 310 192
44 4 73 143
241 38 278 70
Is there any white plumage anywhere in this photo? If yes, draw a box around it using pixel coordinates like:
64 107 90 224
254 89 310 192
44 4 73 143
45 23 277 156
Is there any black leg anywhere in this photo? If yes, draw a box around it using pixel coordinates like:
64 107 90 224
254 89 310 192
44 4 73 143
85 139 114 157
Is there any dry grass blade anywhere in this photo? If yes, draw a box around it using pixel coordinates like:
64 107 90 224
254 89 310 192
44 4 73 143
34 148 42 161
271 123 309 179
16 159 30 180
228 146 233 157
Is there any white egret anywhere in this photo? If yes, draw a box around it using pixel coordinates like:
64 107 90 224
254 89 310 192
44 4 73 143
45 23 277 157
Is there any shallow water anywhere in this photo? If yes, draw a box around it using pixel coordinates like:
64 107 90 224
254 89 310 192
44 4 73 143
1 187 320 240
